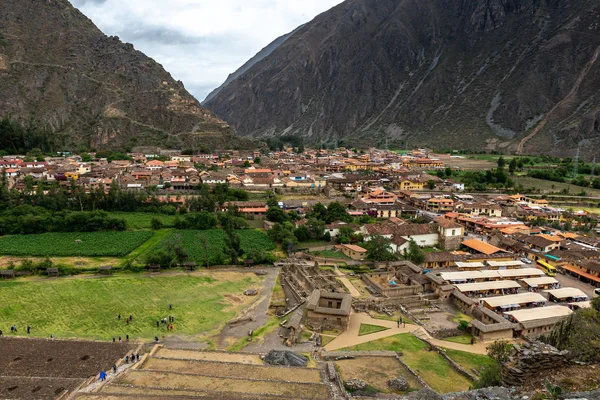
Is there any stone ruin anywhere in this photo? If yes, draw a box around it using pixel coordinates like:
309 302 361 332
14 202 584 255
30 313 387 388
277 259 344 304
502 341 570 387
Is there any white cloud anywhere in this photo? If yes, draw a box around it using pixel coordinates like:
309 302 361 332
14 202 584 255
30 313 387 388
69 0 344 101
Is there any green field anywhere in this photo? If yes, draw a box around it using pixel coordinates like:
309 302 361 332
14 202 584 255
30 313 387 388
443 335 473 345
513 176 600 197
308 250 350 259
151 229 275 264
340 334 472 393
358 324 389 336
442 348 494 373
107 212 177 229
0 231 154 257
0 272 261 340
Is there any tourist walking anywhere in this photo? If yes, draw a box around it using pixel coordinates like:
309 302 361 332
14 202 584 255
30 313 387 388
27 325 30 334
112 364 117 373
99 370 107 381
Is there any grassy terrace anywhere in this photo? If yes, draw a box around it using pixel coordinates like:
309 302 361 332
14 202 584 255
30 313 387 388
0 271 261 340
341 333 472 393
358 323 389 336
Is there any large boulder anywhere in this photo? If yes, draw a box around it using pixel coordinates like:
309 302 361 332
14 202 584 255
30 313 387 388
388 376 410 391
345 378 367 391
264 350 308 367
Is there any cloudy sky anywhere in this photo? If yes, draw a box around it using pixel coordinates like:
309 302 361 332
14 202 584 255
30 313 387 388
69 0 344 101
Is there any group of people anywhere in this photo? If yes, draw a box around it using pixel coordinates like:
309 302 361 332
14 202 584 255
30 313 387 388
99 354 141 382
112 334 130 343
1 324 32 336
157 315 175 331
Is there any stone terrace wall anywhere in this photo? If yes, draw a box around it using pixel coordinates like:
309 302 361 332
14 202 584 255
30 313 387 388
502 342 569 387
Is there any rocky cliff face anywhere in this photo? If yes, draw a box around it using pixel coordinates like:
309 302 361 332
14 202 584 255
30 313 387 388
0 0 242 151
204 0 600 159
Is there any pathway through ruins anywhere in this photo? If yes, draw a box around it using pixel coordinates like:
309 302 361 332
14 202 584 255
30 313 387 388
334 267 361 297
325 312 488 355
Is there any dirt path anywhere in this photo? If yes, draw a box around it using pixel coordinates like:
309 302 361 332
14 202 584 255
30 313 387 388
334 267 361 297
214 268 279 349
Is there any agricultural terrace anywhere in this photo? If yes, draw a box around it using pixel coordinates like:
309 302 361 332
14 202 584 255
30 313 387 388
0 271 264 341
151 229 275 264
0 231 153 257
341 333 473 393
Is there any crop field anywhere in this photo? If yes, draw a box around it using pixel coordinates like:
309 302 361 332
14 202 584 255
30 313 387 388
0 337 131 400
0 271 263 340
106 212 177 229
152 229 275 263
0 231 153 257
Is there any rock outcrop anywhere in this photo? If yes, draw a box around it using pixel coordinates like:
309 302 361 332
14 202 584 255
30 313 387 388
264 350 308 367
502 342 570 387
205 0 600 159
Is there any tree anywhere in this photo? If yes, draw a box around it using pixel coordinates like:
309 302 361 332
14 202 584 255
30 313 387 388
266 205 287 223
224 222 242 265
243 160 251 168
150 217 163 230
294 225 311 242
324 201 351 223
497 156 506 169
426 180 436 190
509 158 517 175
444 167 453 177
309 203 327 221
404 239 425 264
487 340 513 364
254 157 261 165
81 153 93 162
365 235 397 261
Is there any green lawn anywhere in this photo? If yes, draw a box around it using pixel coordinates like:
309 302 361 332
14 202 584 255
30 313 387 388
443 335 473 345
340 334 472 393
107 212 177 229
513 176 600 196
452 311 473 323
358 324 390 336
0 273 260 340
442 348 494 373
152 229 275 265
0 231 153 257
308 250 350 260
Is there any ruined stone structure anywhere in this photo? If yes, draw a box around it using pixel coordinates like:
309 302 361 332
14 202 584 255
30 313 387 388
502 342 569 387
306 290 352 331
277 259 344 303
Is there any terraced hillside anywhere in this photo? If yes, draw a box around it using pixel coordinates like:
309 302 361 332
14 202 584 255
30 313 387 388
77 346 332 400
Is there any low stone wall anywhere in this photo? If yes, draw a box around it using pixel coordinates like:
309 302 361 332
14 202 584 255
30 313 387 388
431 328 464 340
394 354 431 390
501 342 569 387
418 337 478 381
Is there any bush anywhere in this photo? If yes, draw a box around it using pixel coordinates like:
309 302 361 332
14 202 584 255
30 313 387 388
457 320 469 331
473 362 502 389
150 217 163 230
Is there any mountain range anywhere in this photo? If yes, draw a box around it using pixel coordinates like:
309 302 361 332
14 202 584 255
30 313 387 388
204 0 600 159
0 0 244 152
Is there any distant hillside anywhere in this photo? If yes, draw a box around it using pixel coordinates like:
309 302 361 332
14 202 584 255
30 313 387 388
204 0 600 159
0 0 245 152
203 26 302 105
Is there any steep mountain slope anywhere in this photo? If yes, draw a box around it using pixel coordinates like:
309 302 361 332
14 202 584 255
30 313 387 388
0 0 242 151
202 26 303 105
204 0 600 159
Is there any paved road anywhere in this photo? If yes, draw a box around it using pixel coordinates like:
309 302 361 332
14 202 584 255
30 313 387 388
554 272 598 299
